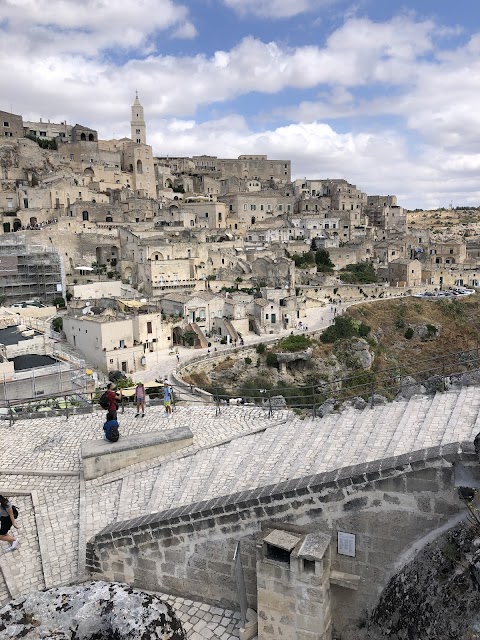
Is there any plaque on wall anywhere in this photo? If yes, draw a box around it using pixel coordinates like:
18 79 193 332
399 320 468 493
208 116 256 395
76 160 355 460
337 531 356 557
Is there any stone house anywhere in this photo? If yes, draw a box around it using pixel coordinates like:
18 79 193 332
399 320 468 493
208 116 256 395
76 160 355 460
1 110 24 139
63 308 170 374
388 258 422 287
193 154 291 184
427 239 468 268
291 215 341 240
373 238 408 264
219 190 295 232
252 298 282 334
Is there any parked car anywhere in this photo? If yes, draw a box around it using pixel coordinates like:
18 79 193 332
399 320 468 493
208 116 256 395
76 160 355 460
108 370 127 383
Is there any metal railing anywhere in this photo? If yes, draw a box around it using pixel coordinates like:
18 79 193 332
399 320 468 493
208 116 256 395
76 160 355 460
2 346 480 422
176 346 480 417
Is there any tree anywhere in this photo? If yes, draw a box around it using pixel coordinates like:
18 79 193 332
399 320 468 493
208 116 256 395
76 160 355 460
339 262 377 284
51 317 63 332
315 249 334 272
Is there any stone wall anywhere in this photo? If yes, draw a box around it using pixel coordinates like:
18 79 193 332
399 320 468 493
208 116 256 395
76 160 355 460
86 443 473 637
298 283 432 305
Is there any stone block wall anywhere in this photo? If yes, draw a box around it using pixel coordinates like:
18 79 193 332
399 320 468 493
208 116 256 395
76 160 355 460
86 442 474 637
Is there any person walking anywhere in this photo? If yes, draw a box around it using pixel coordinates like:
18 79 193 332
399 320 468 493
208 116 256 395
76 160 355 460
135 381 145 417
0 495 18 552
163 380 173 417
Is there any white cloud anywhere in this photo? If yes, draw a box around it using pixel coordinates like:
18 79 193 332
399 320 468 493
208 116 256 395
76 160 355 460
2 10 480 207
146 116 480 209
0 0 194 54
222 0 330 19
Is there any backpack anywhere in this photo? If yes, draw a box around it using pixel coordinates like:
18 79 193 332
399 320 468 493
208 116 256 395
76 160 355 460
99 392 109 410
12 505 18 519
108 424 119 443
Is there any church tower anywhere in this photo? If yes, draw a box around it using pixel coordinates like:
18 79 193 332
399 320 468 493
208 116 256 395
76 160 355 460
131 92 146 145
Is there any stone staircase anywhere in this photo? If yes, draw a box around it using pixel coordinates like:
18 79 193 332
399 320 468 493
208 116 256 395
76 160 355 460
108 387 480 526
189 322 208 348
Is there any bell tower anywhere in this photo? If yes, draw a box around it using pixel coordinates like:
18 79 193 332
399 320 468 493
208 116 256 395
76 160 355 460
131 92 146 145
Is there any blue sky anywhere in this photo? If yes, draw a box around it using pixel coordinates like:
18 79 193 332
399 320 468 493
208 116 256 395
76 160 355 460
2 0 480 208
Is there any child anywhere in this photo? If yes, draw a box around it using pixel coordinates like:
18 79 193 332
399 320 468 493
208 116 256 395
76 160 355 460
135 381 145 417
163 380 173 416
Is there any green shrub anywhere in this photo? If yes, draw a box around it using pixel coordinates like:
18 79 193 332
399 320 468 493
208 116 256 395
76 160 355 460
51 317 63 332
266 352 278 367
358 322 371 337
276 334 311 352
339 262 377 284
244 357 252 365
256 342 266 354
320 316 358 343
426 324 438 338
239 377 273 401
404 327 414 339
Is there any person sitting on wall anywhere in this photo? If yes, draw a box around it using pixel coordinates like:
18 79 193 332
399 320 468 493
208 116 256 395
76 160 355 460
103 413 120 442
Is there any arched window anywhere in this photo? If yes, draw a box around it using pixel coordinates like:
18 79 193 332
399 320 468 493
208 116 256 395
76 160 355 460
136 159 143 174
88 133 94 141
80 133 86 141
82 211 89 221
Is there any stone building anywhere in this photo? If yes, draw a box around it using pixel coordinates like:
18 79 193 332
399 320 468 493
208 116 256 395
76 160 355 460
193 154 291 184
63 306 171 374
388 258 422 287
365 195 407 233
23 117 71 141
1 109 24 139
219 190 295 232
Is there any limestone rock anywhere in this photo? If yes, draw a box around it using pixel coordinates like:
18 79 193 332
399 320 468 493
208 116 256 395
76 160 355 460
407 323 441 340
336 338 374 370
0 581 186 640
452 371 480 387
395 376 426 400
352 396 367 410
275 348 313 363
367 525 480 640
423 374 446 394
315 397 335 418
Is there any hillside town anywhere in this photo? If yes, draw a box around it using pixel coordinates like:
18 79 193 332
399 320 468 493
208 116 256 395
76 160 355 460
3 95 480 640
2 95 479 385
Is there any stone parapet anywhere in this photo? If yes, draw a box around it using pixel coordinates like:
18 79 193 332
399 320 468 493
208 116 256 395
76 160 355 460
81 426 193 480
86 441 473 634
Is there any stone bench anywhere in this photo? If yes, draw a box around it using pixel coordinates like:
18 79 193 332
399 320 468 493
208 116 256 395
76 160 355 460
81 426 193 480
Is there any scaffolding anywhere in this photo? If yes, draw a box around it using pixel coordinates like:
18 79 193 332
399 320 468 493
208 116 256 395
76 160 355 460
0 239 64 304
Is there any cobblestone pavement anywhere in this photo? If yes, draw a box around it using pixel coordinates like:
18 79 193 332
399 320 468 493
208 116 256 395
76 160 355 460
1 388 480 637
0 403 286 638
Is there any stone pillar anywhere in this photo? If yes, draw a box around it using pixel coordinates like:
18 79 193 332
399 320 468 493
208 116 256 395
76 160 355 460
256 528 332 640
